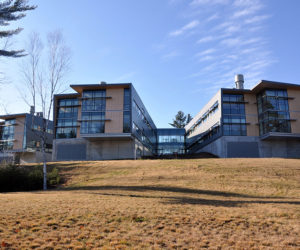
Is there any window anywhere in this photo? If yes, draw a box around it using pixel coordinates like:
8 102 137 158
222 94 246 136
0 119 15 150
223 124 246 136
56 98 79 138
158 135 184 143
58 98 79 107
80 90 106 134
123 88 131 133
257 89 291 135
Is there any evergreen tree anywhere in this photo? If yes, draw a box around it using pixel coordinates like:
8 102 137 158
186 113 193 124
169 111 187 128
0 0 36 57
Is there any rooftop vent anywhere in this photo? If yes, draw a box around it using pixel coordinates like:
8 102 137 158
235 74 244 89
100 81 107 85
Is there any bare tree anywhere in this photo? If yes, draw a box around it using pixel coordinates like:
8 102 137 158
20 32 43 108
21 30 71 190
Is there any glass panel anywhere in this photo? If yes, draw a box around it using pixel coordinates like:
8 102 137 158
256 89 291 135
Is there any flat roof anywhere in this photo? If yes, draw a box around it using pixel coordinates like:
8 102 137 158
221 80 300 94
70 83 132 94
54 93 80 98
251 80 300 93
0 113 27 120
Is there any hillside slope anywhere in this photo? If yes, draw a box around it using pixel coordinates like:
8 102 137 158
0 159 299 249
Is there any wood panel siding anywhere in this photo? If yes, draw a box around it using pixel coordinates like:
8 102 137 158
106 88 124 110
13 117 25 150
244 93 259 136
105 111 124 133
288 89 300 133
105 88 124 133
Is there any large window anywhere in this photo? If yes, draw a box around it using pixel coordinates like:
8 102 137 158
0 119 15 150
158 135 184 143
81 90 106 134
56 98 78 138
123 88 131 133
257 89 291 135
222 94 246 136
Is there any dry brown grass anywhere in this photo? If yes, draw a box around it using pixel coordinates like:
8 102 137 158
0 158 299 249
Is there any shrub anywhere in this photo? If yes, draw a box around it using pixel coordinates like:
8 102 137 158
0 163 61 192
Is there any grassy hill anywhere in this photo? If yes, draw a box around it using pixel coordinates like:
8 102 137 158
0 159 299 249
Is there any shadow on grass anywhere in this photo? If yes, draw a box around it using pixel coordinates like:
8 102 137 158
90 192 300 207
60 185 289 199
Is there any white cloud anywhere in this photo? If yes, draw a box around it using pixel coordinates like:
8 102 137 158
198 55 215 62
190 0 229 6
195 48 216 57
197 36 214 44
232 4 263 19
164 0 274 88
233 0 260 7
206 13 219 22
240 47 258 54
169 20 199 37
220 37 241 47
161 51 180 60
245 15 271 24
113 72 136 82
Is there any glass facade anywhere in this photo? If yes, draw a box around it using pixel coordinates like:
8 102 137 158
0 119 16 150
257 89 291 135
157 129 185 155
123 88 131 133
222 94 247 136
158 135 184 143
81 90 106 134
56 98 79 138
132 96 157 154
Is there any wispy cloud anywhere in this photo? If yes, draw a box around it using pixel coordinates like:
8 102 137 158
245 15 271 24
190 0 229 6
161 51 180 60
162 0 274 88
169 20 199 37
195 48 216 57
113 72 136 82
197 36 214 44
232 3 263 19
220 37 241 47
206 13 219 22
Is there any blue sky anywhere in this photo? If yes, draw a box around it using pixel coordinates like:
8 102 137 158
1 0 300 127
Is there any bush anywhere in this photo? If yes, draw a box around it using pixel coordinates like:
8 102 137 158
0 163 61 192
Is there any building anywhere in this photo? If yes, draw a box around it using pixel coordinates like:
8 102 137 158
185 75 300 158
0 112 53 163
51 76 300 161
52 83 159 161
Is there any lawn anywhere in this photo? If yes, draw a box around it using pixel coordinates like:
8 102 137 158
0 158 299 249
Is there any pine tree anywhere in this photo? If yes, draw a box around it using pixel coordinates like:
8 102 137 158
169 111 187 128
186 113 193 124
0 0 36 57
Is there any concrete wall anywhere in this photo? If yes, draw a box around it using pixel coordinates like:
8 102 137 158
288 89 300 134
52 138 136 161
244 93 259 136
19 151 52 164
196 136 300 158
